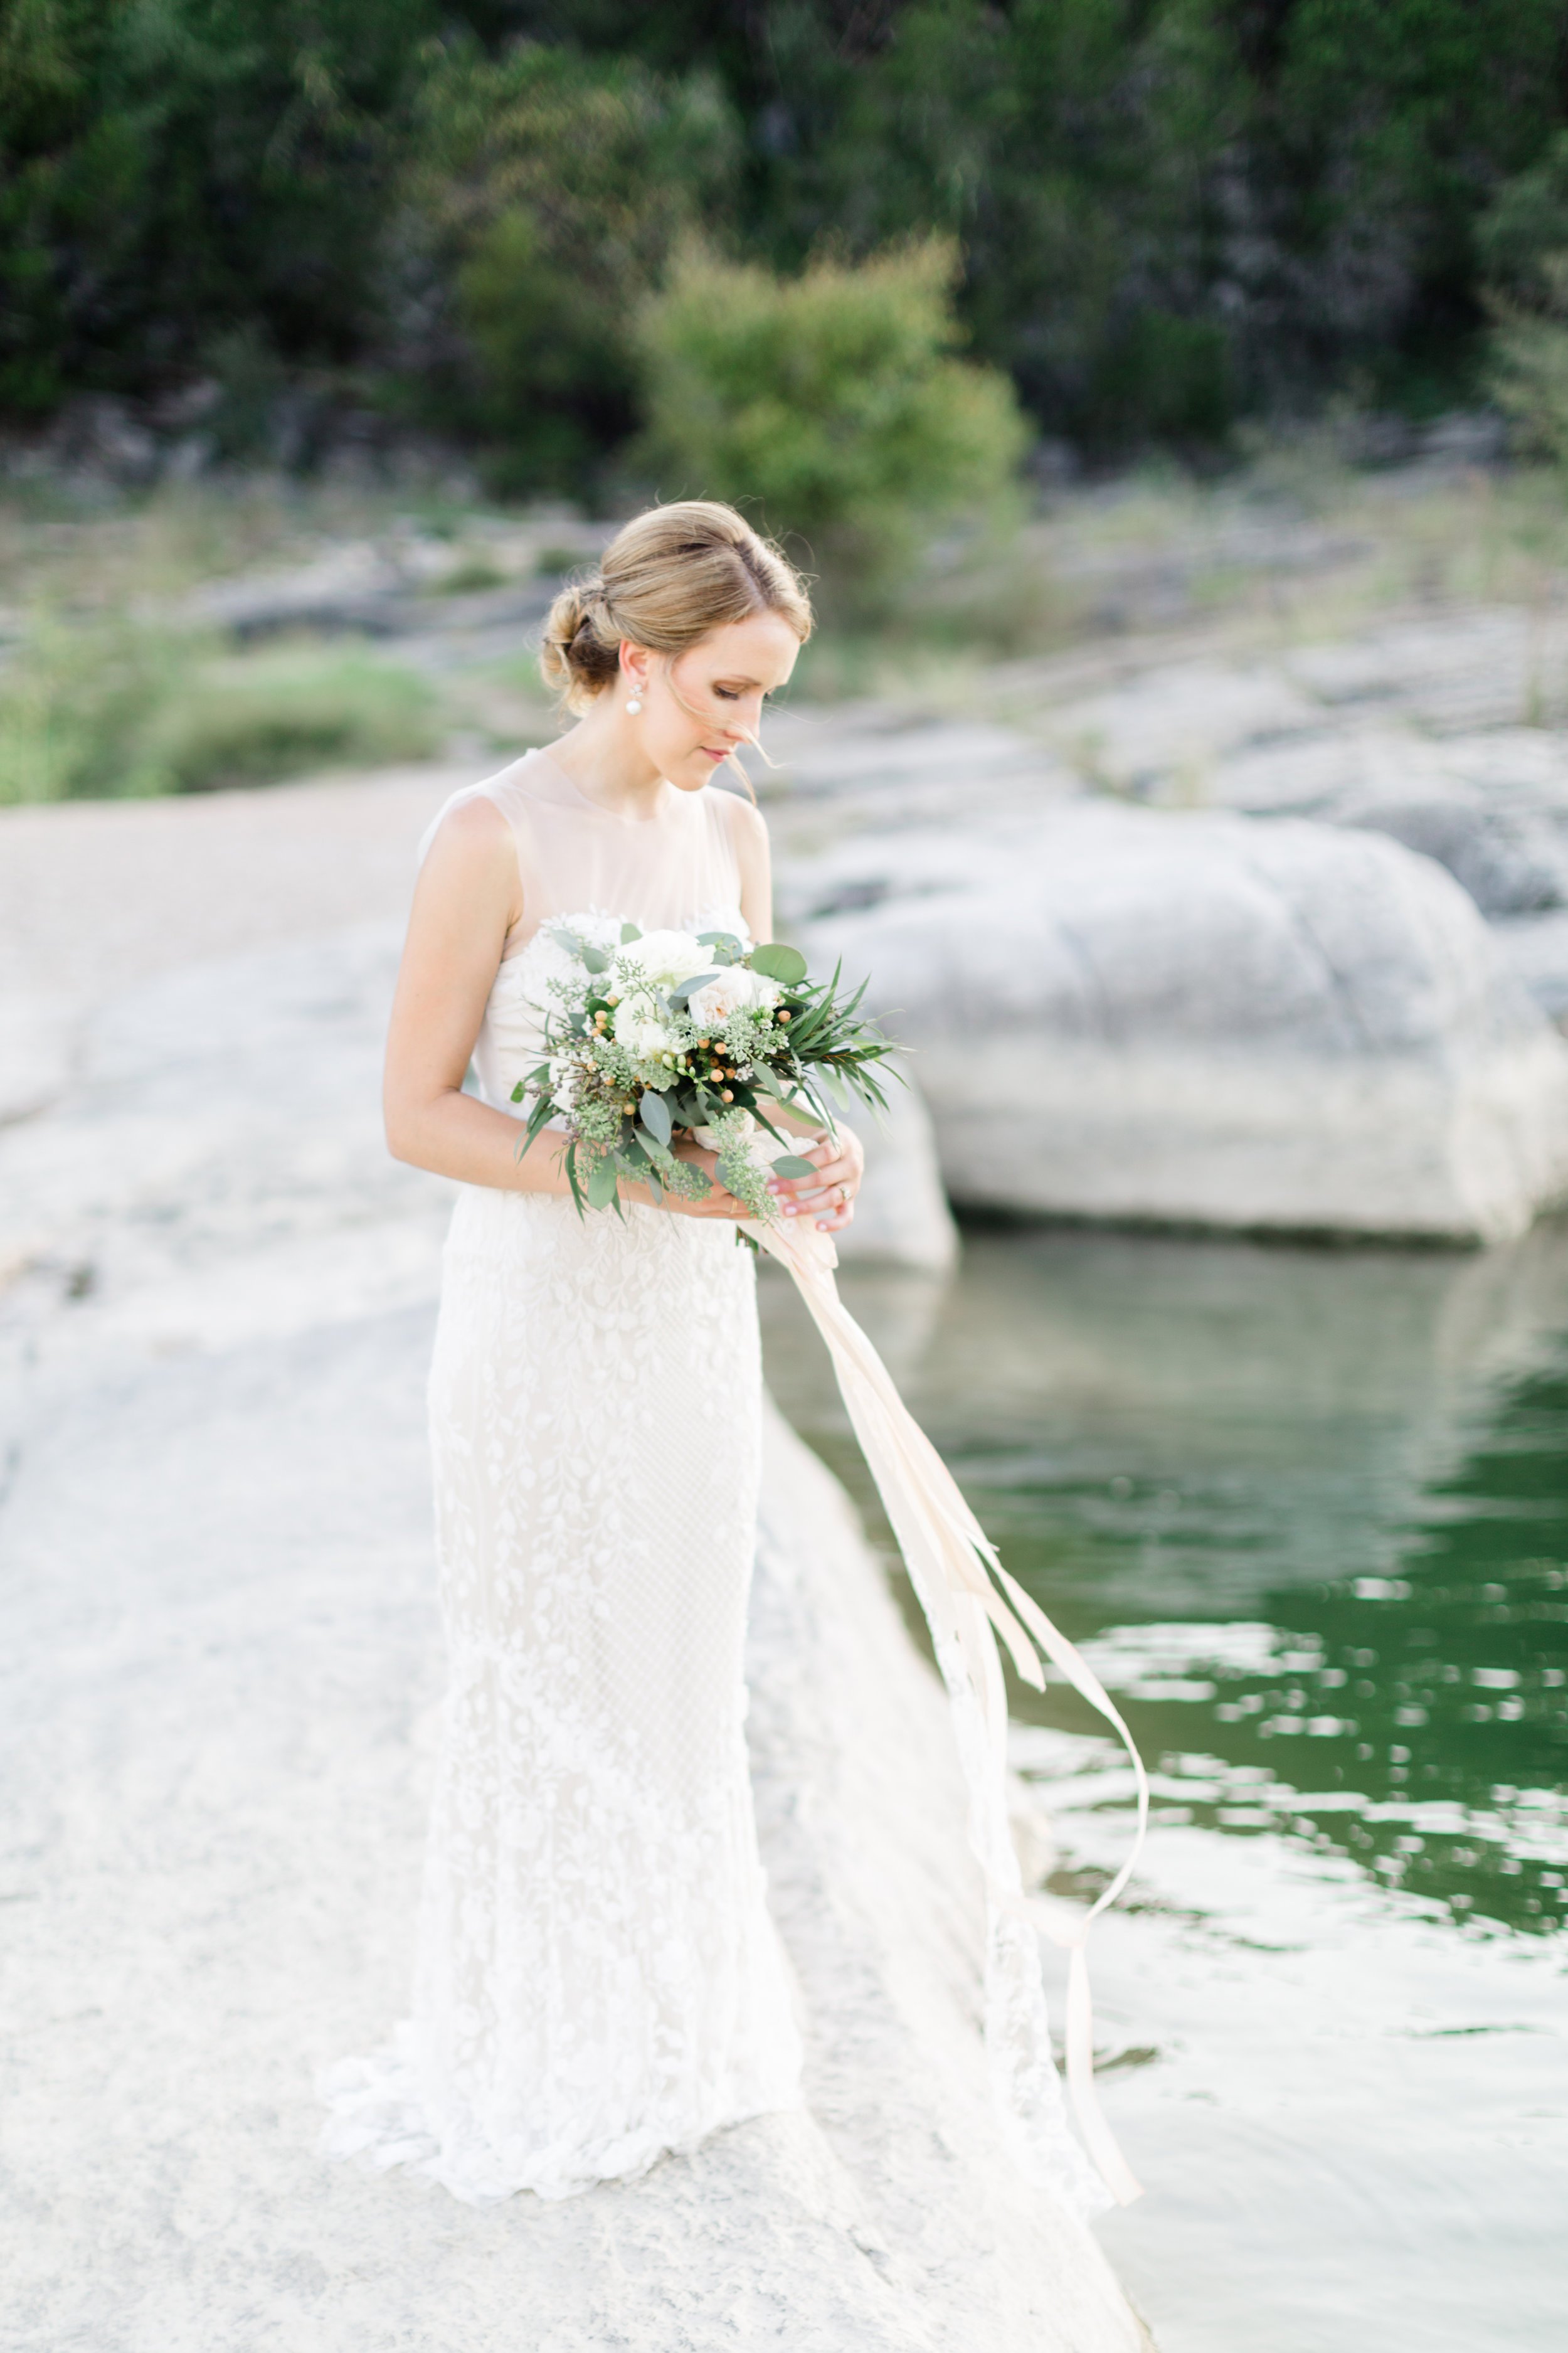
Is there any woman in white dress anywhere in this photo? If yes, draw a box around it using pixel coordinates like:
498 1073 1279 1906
319 502 864 2204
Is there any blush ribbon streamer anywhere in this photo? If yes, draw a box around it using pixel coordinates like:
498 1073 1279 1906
747 1209 1148 2212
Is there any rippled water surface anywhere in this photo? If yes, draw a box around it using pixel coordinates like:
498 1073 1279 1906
760 1223 1568 2353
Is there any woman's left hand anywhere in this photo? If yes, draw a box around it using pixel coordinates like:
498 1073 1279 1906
766 1126 866 1233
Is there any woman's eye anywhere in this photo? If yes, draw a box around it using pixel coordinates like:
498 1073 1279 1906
714 687 739 701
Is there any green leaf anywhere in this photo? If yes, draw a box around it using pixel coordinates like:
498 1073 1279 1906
620 921 642 943
668 970 719 1004
697 929 743 963
581 943 610 974
586 1156 620 1209
638 1090 672 1145
771 1154 817 1178
750 940 808 985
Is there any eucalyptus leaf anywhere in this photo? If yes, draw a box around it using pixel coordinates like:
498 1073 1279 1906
750 941 808 985
638 1090 672 1145
668 971 719 1004
620 921 642 943
581 944 610 974
697 930 742 964
586 1155 620 1208
771 1154 818 1179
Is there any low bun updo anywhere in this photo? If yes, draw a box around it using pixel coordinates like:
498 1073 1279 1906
538 500 813 713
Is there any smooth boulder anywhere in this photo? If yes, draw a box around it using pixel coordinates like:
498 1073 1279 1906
787 802 1568 1243
827 1059 959 1273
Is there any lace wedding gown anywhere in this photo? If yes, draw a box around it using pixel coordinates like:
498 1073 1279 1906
319 748 804 2202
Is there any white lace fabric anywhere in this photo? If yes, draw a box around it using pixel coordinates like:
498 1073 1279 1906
319 758 804 2201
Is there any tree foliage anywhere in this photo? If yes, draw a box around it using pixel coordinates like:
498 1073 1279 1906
4 0 1568 465
397 38 735 489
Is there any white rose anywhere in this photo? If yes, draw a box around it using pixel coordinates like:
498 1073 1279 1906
617 928 711 991
613 989 677 1061
687 966 780 1027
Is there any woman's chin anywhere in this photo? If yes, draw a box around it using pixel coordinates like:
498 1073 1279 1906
671 755 723 792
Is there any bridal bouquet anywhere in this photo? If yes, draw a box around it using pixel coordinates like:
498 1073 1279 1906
510 916 893 1219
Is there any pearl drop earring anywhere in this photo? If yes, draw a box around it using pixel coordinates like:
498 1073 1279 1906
625 691 642 714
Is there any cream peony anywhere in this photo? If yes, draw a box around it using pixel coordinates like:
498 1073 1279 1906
612 989 678 1063
687 966 780 1028
616 929 712 991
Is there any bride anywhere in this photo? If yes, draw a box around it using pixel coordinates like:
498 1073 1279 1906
319 501 864 2203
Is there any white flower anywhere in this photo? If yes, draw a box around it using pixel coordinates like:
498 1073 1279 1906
687 965 779 1027
616 928 711 991
613 989 677 1062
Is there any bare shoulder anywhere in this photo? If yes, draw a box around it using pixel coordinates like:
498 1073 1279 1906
433 789 512 858
413 790 520 942
420 790 516 890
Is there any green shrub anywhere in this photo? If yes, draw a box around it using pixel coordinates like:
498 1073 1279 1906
0 622 441 804
401 41 736 492
1489 257 1568 468
1476 132 1568 299
0 611 186 803
147 645 442 790
635 238 1028 602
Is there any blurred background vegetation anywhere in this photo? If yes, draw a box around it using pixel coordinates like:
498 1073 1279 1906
11 1 1568 798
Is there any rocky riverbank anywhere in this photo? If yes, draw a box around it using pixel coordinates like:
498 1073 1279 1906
0 782 1150 2352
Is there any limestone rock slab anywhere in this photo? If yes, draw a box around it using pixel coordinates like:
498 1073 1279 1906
788 802 1568 1242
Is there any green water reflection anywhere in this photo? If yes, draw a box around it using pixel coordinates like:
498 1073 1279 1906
759 1221 1568 1940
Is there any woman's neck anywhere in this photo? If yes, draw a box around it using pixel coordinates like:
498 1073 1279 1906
548 701 669 819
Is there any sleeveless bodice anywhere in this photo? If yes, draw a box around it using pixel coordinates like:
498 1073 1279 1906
421 747 750 1117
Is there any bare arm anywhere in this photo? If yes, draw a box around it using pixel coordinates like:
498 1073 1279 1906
383 795 576 1194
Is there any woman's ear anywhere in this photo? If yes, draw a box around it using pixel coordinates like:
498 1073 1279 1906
619 641 654 699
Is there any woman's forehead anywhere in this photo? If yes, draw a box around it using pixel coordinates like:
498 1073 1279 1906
690 612 800 684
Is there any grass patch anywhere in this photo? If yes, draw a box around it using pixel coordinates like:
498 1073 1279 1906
431 551 508 594
0 622 443 803
148 644 443 791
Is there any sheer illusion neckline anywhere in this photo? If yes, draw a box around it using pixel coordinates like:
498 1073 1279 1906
529 742 691 829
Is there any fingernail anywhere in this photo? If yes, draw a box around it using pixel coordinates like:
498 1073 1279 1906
783 1204 797 1216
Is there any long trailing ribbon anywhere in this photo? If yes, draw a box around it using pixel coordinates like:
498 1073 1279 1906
746 1209 1148 2210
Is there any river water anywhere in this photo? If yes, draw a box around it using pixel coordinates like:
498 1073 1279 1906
760 1221 1568 2353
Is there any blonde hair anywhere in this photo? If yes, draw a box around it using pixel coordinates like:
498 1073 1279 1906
539 500 813 714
